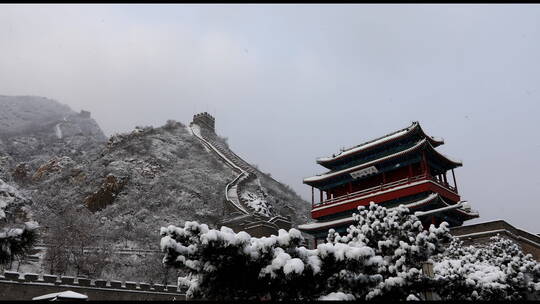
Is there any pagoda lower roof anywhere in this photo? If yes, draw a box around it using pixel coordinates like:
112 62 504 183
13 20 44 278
298 193 478 232
316 121 444 167
304 139 461 186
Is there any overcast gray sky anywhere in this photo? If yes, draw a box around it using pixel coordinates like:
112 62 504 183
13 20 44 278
1 4 539 232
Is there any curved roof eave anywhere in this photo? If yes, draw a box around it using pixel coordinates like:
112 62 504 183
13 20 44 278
305 140 461 186
315 121 419 165
415 198 479 220
316 121 443 167
304 138 428 185
298 193 447 232
417 124 445 147
427 143 463 168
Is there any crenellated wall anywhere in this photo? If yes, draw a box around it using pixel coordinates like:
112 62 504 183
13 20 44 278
79 110 91 118
191 112 215 133
0 271 185 301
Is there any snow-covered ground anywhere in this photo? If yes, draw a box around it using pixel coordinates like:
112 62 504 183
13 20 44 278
240 191 273 217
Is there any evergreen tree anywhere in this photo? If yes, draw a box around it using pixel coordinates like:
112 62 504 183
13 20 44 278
160 202 539 300
0 179 39 266
0 221 38 265
326 202 451 300
433 235 540 300
160 202 448 300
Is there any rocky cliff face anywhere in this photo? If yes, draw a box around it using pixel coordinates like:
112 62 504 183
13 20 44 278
0 96 310 252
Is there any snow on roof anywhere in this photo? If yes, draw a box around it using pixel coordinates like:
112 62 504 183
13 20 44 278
452 229 540 248
316 122 416 163
437 151 462 166
414 201 479 218
298 214 356 231
305 139 461 185
399 193 440 209
305 139 428 183
32 290 88 301
316 122 444 165
299 193 440 231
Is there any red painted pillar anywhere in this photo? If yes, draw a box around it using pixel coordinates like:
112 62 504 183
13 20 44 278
408 164 413 182
311 187 314 206
431 216 436 227
348 182 352 194
382 172 387 184
320 189 323 204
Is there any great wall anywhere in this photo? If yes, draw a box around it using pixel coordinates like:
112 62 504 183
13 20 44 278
0 270 185 300
0 112 297 300
189 112 292 237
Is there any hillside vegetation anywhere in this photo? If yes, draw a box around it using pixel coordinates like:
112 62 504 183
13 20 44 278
0 95 310 281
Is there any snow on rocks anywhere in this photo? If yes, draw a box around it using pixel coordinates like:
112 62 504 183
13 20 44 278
0 179 31 220
240 191 274 217
32 156 75 181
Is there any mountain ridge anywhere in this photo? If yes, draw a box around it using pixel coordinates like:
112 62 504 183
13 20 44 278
0 95 310 246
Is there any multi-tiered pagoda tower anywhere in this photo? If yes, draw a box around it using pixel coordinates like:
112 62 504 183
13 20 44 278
298 121 479 246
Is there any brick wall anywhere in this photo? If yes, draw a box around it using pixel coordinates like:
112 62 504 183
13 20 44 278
0 272 186 301
192 112 215 133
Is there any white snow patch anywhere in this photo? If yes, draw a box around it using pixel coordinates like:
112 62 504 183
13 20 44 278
241 191 272 217
319 292 356 300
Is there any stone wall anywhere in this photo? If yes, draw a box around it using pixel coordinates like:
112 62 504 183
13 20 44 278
191 112 215 133
450 220 540 261
0 271 185 301
79 110 91 118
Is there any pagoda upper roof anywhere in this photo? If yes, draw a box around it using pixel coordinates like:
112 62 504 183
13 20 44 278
304 138 461 187
316 121 444 169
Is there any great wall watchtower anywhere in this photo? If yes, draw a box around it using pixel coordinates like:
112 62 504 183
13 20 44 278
191 112 215 133
79 110 91 118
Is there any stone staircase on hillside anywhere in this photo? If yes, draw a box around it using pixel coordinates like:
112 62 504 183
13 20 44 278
188 112 292 236
189 123 250 215
206 137 258 176
205 137 261 208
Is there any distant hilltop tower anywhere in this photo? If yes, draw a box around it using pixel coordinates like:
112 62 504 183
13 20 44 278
79 110 91 118
191 112 215 133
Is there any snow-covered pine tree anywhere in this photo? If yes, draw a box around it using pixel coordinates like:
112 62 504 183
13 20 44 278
0 179 39 265
0 222 38 265
324 202 452 300
159 202 451 300
160 222 323 300
433 235 540 300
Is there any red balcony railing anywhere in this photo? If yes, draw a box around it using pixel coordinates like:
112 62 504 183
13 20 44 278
313 173 457 208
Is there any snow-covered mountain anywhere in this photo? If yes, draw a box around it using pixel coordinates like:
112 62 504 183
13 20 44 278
0 96 310 251
0 95 107 179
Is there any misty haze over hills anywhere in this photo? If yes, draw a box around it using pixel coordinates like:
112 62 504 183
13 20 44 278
0 95 309 281
1 5 539 233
